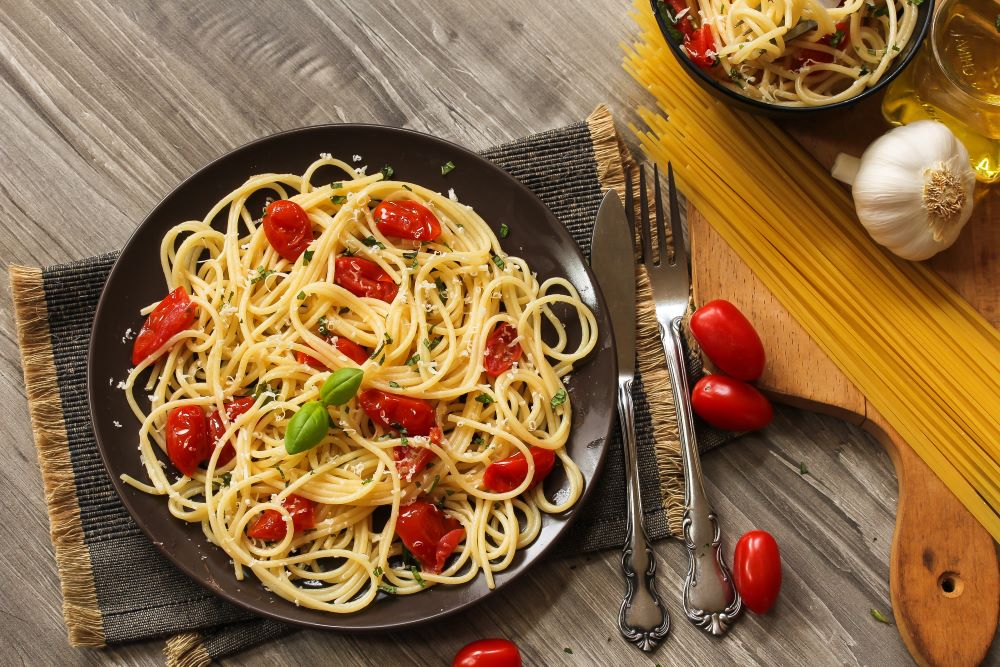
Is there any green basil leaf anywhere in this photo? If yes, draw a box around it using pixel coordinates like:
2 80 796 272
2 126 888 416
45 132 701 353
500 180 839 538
284 401 331 454
319 368 364 406
550 389 568 408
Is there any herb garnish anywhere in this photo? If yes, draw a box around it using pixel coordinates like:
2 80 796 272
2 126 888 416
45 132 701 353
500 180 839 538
303 250 314 264
372 566 384 577
406 354 420 366
475 393 494 406
378 583 397 595
362 235 386 249
250 266 275 285
871 608 892 624
551 389 568 408
317 316 330 336
297 291 306 300
410 566 427 588
440 160 456 175
331 194 347 205
381 164 394 180
499 223 510 239
799 461 809 475
490 252 506 270
424 336 443 351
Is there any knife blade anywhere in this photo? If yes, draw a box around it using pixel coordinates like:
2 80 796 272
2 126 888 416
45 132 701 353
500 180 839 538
591 190 636 380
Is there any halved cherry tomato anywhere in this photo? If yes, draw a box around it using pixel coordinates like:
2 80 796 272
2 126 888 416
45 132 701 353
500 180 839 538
394 446 435 482
396 500 465 573
263 199 312 262
358 389 436 436
733 530 782 614
482 447 556 493
373 200 442 241
207 396 256 467
691 375 773 432
246 494 317 541
690 299 766 381
684 25 718 68
132 286 197 366
429 425 444 446
165 405 210 477
484 322 523 378
792 21 850 69
334 256 398 303
663 0 696 37
452 638 523 667
296 337 370 369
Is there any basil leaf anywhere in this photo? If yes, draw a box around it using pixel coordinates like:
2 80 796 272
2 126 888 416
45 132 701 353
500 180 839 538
284 401 331 454
475 393 494 405
319 368 364 407
551 389 568 408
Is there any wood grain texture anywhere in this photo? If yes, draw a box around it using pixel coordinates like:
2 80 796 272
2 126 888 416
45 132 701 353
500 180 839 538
1 1 996 665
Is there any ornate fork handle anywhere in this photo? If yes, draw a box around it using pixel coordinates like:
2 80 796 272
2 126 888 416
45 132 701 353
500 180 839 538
617 377 670 652
662 317 742 636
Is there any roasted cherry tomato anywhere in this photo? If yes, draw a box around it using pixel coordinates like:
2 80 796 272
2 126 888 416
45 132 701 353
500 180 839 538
207 396 256 467
483 322 523 378
684 25 718 68
359 389 436 436
733 530 782 614
691 375 773 432
296 337 370 369
690 299 766 381
132 286 197 366
262 199 312 262
373 200 442 241
396 500 465 574
393 445 436 482
482 447 556 493
334 256 399 303
792 21 850 69
246 494 317 541
663 0 696 36
165 405 210 477
452 638 523 667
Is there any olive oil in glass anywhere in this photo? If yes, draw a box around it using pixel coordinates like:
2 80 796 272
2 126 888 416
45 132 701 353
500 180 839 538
882 0 1000 182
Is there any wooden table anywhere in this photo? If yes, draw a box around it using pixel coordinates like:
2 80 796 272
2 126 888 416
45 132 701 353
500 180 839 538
1 2 995 665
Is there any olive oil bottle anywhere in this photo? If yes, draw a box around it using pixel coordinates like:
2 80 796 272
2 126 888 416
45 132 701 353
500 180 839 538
882 0 1000 182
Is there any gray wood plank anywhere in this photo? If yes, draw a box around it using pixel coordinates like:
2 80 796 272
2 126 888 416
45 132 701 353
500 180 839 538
1 1 994 665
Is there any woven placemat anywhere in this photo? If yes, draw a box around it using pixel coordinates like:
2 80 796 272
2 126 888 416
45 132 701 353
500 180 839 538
10 106 728 665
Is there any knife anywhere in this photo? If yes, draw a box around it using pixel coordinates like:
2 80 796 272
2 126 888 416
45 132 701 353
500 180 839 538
591 190 670 652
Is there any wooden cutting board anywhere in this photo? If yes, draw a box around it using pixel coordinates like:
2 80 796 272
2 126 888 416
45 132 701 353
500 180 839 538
689 96 999 667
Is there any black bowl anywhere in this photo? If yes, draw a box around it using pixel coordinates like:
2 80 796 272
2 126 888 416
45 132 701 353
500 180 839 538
649 0 934 115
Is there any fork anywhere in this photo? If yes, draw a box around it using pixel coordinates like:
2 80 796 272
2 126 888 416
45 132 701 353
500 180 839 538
630 162 743 637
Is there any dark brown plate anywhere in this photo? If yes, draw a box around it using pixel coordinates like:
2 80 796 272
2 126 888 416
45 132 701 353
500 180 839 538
86 124 616 631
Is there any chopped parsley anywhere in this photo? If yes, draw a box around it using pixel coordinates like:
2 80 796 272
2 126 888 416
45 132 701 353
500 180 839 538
435 277 448 301
799 461 810 475
440 160 456 175
384 332 393 344
303 250 314 264
317 316 331 336
389 381 401 388
829 29 845 48
563 648 573 655
475 393 494 406
427 474 440 494
297 291 306 300
331 194 348 205
372 566 384 577
402 184 412 191
871 608 892 624
402 251 418 260
406 354 420 366
892 44 900 51
362 477 374 485
490 252 506 270
471 435 485 447
551 389 568 409
728 68 746 89
252 381 276 404
380 164 394 180
220 472 232 487
410 566 427 588
250 266 275 284
330 181 343 189
369 339 386 360
499 223 510 239
362 235 386 249
424 336 443 351
273 464 285 480
378 583 397 595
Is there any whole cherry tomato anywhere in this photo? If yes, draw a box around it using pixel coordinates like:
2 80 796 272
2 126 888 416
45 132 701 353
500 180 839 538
732 530 782 614
792 21 850 69
482 447 556 493
359 389 436 436
690 299 765 381
452 638 523 667
165 405 210 477
394 445 435 482
247 494 317 541
483 323 523 378
373 200 442 241
263 199 312 262
691 375 773 432
132 286 197 366
296 337 370 369
207 396 256 467
334 256 398 303
684 25 718 68
396 500 465 573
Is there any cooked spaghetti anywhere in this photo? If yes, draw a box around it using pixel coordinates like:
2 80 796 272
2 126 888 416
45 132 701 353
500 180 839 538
118 157 597 612
655 0 919 106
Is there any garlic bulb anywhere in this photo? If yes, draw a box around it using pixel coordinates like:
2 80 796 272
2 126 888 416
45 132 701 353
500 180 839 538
831 121 976 261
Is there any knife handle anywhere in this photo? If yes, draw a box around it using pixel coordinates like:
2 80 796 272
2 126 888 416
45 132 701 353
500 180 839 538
616 377 670 652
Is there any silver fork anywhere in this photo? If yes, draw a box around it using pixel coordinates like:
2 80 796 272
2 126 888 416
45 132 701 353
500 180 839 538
630 162 742 637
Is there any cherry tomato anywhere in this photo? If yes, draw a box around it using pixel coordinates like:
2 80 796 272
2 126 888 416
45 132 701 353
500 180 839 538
733 530 782 614
165 405 210 477
429 425 444 445
373 200 442 241
359 389 436 436
263 199 312 262
691 375 773 432
684 25 718 68
246 494 317 541
792 21 850 69
334 256 398 303
132 286 197 366
207 396 256 467
663 0 696 36
482 447 556 493
483 323 523 378
296 337 370 369
452 638 523 667
396 500 465 574
393 445 435 482
690 299 766 381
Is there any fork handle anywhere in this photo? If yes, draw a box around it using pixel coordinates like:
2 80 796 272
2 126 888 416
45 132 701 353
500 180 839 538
663 317 742 636
616 376 670 652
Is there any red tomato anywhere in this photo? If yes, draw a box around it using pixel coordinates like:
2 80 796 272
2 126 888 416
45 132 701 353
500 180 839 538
691 375 773 432
334 256 398 303
247 494 317 541
663 0 696 36
690 299 766 381
373 200 442 241
263 199 312 262
358 389 436 437
684 25 718 68
429 425 444 445
396 500 465 574
792 21 850 69
132 286 197 366
207 396 255 467
165 405 210 477
484 323 523 378
452 638 523 667
482 447 556 493
733 530 782 614
296 337 370 369
393 445 435 482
